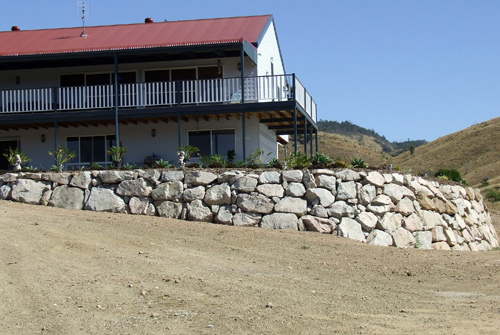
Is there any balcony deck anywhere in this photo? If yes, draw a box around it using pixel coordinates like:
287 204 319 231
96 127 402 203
0 74 317 125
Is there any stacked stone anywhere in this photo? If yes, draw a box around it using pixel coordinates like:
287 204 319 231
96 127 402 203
0 169 498 251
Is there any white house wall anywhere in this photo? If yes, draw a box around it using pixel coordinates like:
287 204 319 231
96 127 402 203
257 20 285 77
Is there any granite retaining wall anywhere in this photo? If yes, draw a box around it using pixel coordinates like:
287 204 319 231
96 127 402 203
0 169 498 251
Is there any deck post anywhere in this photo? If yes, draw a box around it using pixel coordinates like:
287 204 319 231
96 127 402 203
315 128 318 154
293 108 297 155
113 52 120 148
310 122 313 157
177 110 182 148
303 118 307 155
241 46 246 159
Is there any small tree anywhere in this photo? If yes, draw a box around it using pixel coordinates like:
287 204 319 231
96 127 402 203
48 146 76 172
3 147 31 167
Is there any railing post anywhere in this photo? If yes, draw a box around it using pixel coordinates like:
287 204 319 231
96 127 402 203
291 73 296 101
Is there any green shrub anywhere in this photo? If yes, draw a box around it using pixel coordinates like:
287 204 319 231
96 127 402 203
201 154 226 168
311 152 331 169
267 158 283 169
434 169 466 184
246 148 271 167
351 157 367 168
154 159 173 169
485 189 500 202
3 147 31 166
285 152 311 169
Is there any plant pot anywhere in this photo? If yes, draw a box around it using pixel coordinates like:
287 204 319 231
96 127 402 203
113 161 122 169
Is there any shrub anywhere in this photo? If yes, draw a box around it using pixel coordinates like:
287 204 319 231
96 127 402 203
107 146 127 165
154 159 173 169
201 154 226 168
246 148 272 167
3 147 31 166
267 158 283 169
351 157 367 168
178 145 200 162
311 152 331 169
48 146 77 171
434 169 466 184
285 152 311 169
485 189 500 202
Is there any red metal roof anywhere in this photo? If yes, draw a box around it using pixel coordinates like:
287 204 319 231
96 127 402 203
0 15 271 57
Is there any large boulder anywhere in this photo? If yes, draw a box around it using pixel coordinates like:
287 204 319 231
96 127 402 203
232 176 258 193
258 171 281 184
336 181 357 201
314 174 336 191
356 211 378 232
69 171 92 189
358 184 376 205
129 197 155 215
116 179 152 197
11 179 51 205
184 171 217 186
161 170 184 182
41 172 72 185
214 205 233 225
155 200 183 218
204 183 231 205
233 212 262 226
364 171 385 187
286 182 306 197
151 181 183 201
274 197 307 216
367 229 393 246
0 184 12 200
49 185 85 209
282 170 303 183
414 231 433 249
305 188 335 207
84 187 127 213
327 201 356 219
187 199 213 222
301 215 336 233
183 186 206 202
236 194 274 214
260 213 298 230
256 184 285 198
392 227 416 248
377 212 403 233
338 218 366 242
335 169 361 181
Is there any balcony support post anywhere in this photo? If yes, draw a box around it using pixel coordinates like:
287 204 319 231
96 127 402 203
177 110 182 148
242 109 246 160
315 128 318 154
309 122 313 157
113 52 120 148
54 119 59 151
293 108 297 155
240 45 246 159
303 118 307 155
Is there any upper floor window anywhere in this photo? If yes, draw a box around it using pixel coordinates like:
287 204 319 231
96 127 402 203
60 72 136 87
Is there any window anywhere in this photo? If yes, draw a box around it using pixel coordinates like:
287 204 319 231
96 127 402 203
60 72 136 87
67 135 116 166
188 129 235 157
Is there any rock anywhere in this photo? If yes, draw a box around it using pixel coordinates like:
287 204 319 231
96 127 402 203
420 210 445 230
314 174 336 191
364 171 385 187
24 172 42 181
414 231 433 249
338 218 366 242
116 179 152 197
372 194 393 206
187 199 213 222
301 215 336 233
69 171 92 189
183 186 205 202
84 187 127 213
310 205 328 218
431 226 447 242
99 171 132 184
256 184 285 198
137 169 161 184
151 181 184 201
2 173 18 183
155 200 183 219
377 212 403 233
395 197 414 216
286 182 306 197
232 176 258 193
367 229 393 246
356 211 378 232
336 181 357 201
444 227 457 246
274 197 307 216
305 188 335 207
366 204 394 215
40 189 52 206
41 172 72 185
258 171 281 184
215 205 233 225
260 213 298 230
236 193 274 214
129 197 155 215
11 179 51 205
403 213 424 232
184 171 217 186
335 169 361 181
383 184 414 202
282 170 303 183
0 184 12 200
204 183 231 205
233 213 262 226
358 184 376 205
432 241 451 251
49 185 84 209
217 171 244 183
302 170 317 190
327 201 357 219
161 170 184 182
392 227 416 248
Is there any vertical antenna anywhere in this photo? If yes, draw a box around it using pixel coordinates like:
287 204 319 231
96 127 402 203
76 1 90 37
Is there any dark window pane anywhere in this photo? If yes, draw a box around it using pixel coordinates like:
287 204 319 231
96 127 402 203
198 66 221 79
171 68 196 81
117 72 136 84
60 74 84 87
145 70 170 83
67 137 79 162
86 73 111 86
188 131 211 157
93 136 106 162
80 137 93 162
212 129 235 155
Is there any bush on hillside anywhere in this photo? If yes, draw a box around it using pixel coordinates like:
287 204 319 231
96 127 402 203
434 169 466 184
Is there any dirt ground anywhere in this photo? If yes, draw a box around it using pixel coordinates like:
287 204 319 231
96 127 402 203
1 201 499 335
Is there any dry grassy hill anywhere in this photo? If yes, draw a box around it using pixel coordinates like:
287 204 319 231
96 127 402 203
393 117 500 189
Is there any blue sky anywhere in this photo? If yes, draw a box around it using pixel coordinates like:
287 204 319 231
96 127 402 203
2 0 499 142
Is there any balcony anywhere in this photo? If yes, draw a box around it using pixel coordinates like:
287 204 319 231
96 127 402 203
0 74 317 123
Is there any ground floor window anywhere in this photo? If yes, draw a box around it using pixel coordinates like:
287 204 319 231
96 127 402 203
66 135 116 167
188 129 235 157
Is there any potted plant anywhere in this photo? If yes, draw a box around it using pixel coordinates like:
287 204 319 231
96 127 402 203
48 146 77 172
3 147 31 171
107 145 127 168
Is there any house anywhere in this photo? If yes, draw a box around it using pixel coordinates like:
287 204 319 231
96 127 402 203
0 15 317 170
